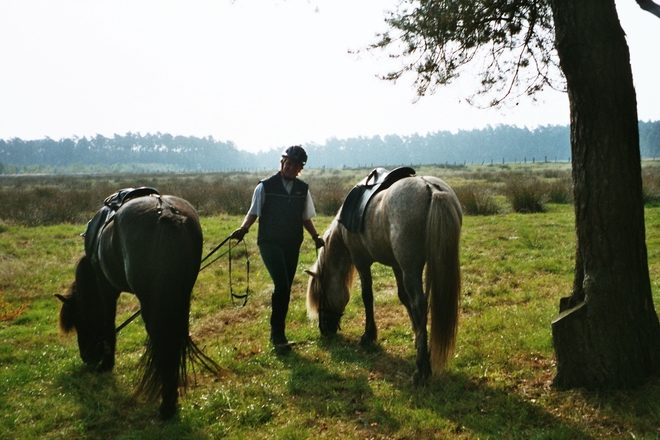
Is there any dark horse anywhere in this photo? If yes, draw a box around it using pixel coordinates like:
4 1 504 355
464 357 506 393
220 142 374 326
306 175 462 384
56 193 221 419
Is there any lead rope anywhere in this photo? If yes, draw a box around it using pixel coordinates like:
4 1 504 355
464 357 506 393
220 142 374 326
201 236 250 307
199 235 233 271
116 235 250 333
228 238 250 307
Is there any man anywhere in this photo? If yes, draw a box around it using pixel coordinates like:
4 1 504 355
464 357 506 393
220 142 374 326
231 145 324 351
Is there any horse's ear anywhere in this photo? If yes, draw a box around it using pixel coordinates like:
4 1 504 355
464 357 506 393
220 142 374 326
304 269 316 278
54 293 70 304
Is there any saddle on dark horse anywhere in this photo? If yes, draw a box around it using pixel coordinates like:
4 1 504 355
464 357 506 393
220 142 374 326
339 167 416 233
83 187 160 257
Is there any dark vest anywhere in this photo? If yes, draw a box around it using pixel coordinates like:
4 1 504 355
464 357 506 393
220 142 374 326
258 173 308 247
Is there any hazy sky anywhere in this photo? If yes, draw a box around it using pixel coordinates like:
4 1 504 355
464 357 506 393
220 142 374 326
1 0 658 153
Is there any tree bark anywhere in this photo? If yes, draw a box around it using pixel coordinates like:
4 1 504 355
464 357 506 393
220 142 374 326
549 0 660 389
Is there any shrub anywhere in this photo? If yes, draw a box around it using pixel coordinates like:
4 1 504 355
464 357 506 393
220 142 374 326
453 185 500 216
643 167 660 205
305 175 354 216
546 174 573 204
0 185 98 226
163 175 254 216
1 167 579 226
504 174 548 213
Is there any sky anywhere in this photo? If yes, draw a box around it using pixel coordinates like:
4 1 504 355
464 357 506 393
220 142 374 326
1 0 658 153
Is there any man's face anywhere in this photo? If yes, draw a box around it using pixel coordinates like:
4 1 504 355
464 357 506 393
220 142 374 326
281 157 303 180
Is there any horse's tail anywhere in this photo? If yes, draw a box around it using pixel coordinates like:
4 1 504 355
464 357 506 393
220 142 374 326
131 213 224 417
133 274 225 418
426 188 462 373
134 332 225 400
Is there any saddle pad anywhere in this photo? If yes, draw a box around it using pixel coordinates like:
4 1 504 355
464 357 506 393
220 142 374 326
339 167 415 233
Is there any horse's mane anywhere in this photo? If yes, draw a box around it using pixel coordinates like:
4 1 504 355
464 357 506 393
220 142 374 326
306 217 356 319
57 255 98 335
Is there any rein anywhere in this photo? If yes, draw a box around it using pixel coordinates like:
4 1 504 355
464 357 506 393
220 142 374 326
116 235 250 333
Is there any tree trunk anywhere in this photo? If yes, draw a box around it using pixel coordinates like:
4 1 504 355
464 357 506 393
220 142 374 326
549 0 660 389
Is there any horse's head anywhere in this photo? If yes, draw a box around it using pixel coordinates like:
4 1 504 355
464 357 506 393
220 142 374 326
305 229 355 336
56 256 106 366
306 268 343 335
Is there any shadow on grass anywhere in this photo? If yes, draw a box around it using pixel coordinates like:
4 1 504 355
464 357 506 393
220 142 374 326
277 333 591 439
55 362 202 438
276 335 378 419
400 371 586 439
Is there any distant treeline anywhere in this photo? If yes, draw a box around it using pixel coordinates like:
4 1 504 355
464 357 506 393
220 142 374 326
1 121 659 173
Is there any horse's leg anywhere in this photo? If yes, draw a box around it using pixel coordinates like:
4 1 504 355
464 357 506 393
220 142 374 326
400 267 431 385
392 267 415 330
159 360 179 420
140 299 180 420
98 282 120 373
356 265 377 345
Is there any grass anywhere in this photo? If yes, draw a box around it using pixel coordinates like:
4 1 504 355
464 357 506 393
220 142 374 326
2 164 660 438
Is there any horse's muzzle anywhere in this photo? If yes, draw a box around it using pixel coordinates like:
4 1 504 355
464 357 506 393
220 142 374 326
79 341 105 366
319 310 342 336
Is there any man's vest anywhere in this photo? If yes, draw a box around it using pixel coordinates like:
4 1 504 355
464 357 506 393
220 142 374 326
258 173 308 247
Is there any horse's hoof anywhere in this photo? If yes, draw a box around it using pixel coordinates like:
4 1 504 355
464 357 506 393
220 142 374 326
96 362 114 373
359 334 376 346
273 341 293 354
320 328 338 337
412 371 429 387
159 403 177 420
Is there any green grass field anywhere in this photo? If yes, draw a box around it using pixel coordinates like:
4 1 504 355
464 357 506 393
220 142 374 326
2 165 660 439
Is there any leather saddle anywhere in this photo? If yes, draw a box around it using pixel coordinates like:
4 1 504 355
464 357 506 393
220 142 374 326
338 167 415 233
82 187 160 257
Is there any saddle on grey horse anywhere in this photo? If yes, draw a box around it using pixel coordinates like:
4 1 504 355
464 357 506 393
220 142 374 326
339 167 415 233
83 187 160 257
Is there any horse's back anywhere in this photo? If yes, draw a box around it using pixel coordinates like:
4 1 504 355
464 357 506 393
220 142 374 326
100 195 203 295
388 175 456 199
358 176 459 267
115 194 202 250
118 195 200 227
376 175 459 227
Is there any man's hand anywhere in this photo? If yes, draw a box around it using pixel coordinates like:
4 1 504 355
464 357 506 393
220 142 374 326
231 226 248 242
